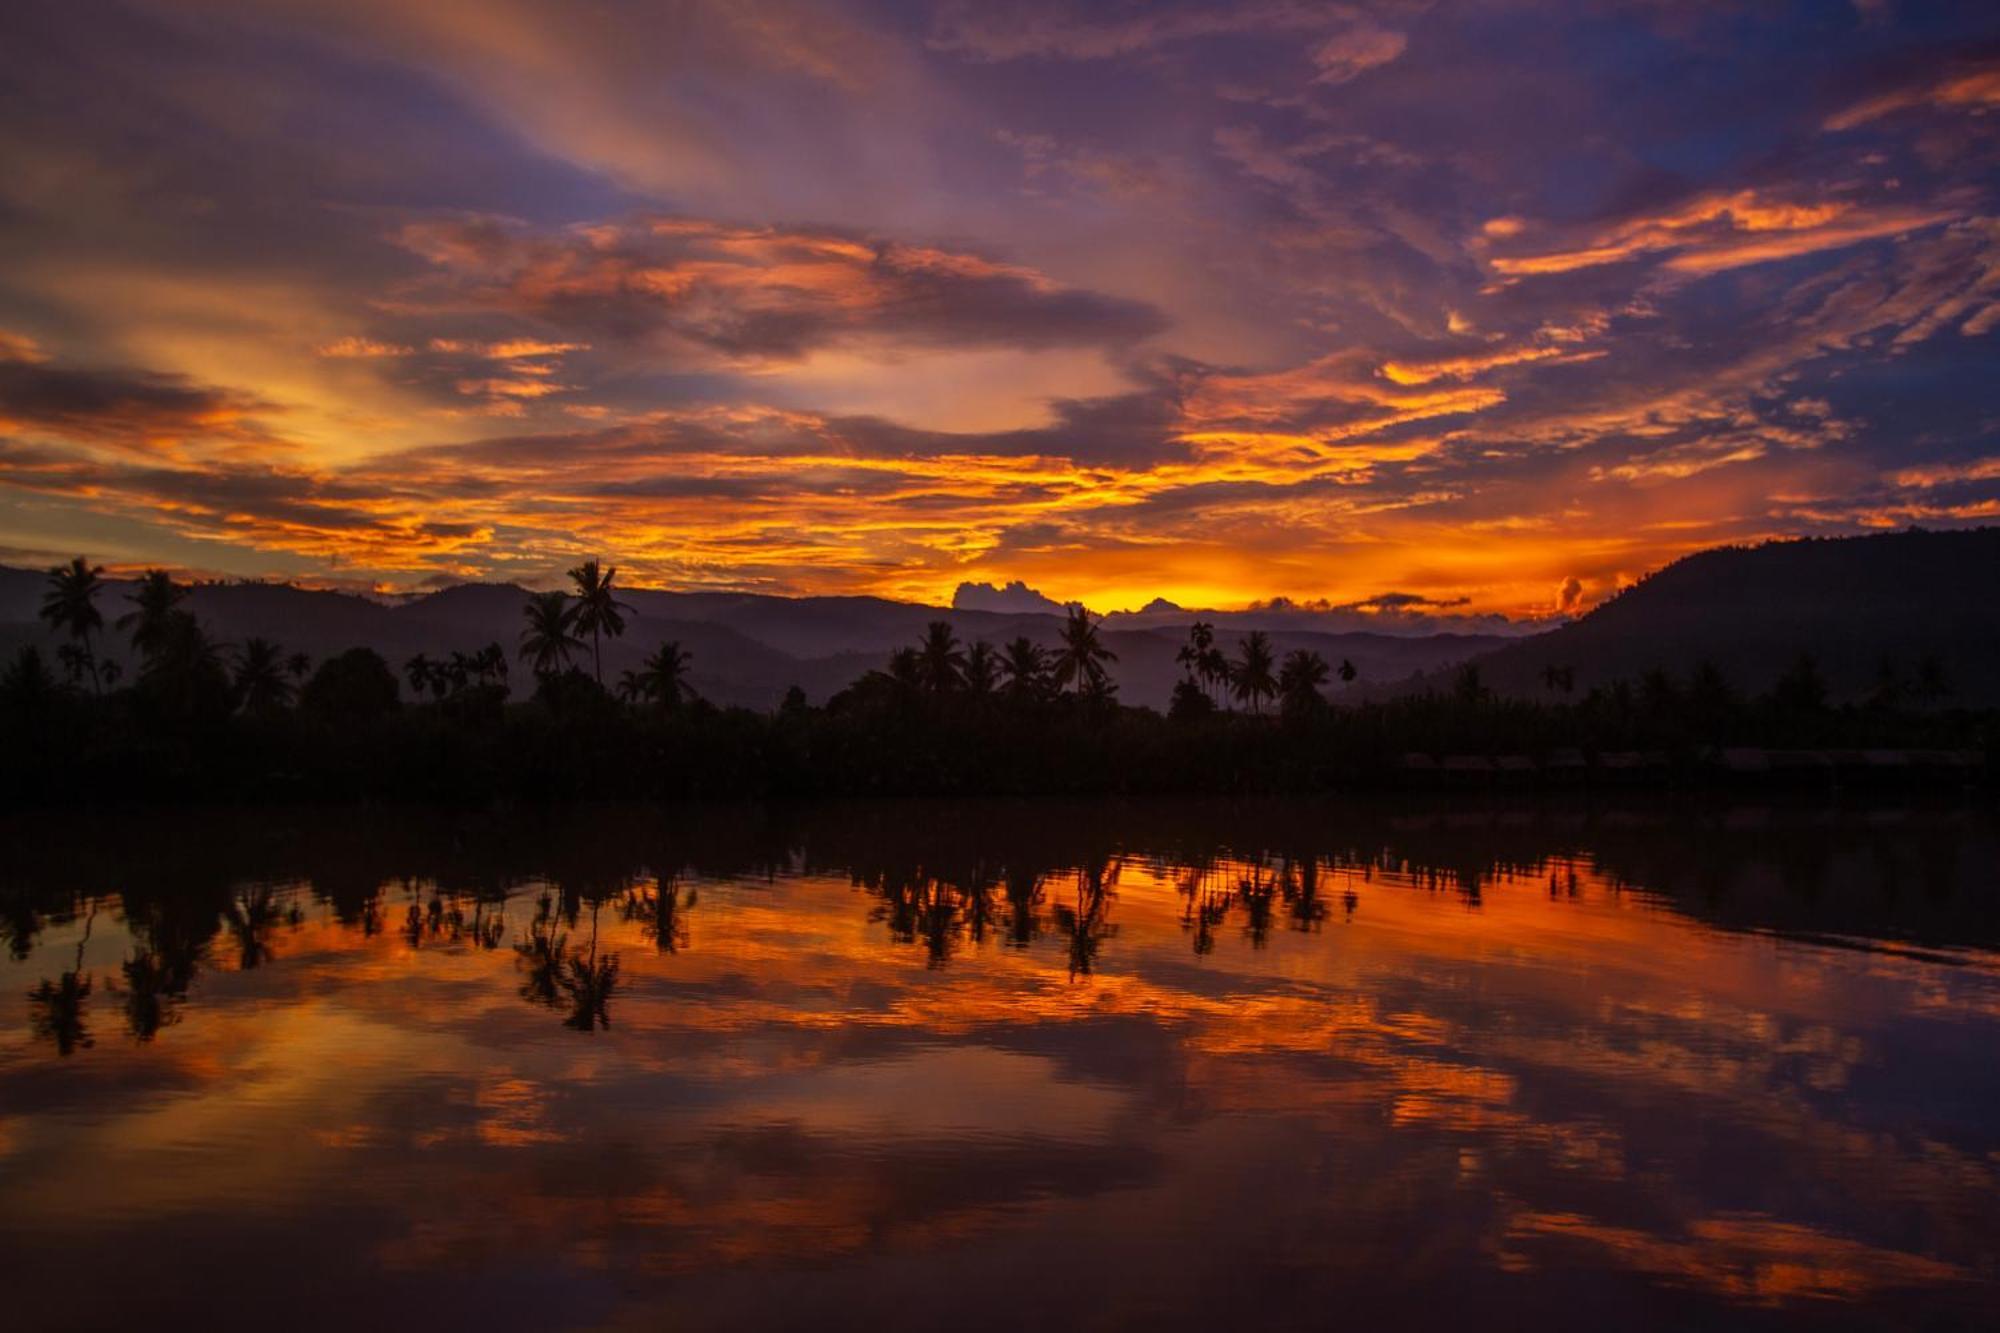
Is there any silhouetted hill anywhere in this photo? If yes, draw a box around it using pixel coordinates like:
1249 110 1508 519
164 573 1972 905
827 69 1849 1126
0 568 1505 709
1433 528 2000 706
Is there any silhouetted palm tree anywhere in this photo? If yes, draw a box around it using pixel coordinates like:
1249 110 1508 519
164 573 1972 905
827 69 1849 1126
965 640 998 695
140 611 229 718
1176 621 1214 692
118 569 188 661
519 591 583 678
404 652 436 699
568 559 633 685
234 637 292 715
636 641 696 709
1000 636 1047 703
1278 648 1329 716
1913 654 1952 707
286 651 313 683
1230 631 1277 714
1050 607 1117 696
40 557 106 695
916 621 966 694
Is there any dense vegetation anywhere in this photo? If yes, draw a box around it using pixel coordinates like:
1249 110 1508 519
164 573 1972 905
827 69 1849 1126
5 556 1993 805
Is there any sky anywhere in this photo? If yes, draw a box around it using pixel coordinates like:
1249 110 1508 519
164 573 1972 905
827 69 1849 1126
0 1 1995 619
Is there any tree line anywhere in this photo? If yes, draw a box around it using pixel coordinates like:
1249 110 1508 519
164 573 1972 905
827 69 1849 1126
4 554 1992 804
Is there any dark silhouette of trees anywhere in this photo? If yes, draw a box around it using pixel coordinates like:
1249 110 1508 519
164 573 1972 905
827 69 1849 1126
1772 652 1828 714
301 647 399 723
118 569 189 660
1914 654 1952 708
1001 636 1048 703
41 556 107 695
568 559 632 685
631 641 696 710
1051 607 1116 696
234 637 293 716
139 612 231 721
917 621 967 695
965 640 998 696
520 590 584 678
1230 631 1277 714
1337 658 1358 685
1278 648 1330 719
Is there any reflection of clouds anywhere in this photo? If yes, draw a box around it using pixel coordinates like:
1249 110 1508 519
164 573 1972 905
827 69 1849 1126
2 834 1997 1319
1502 1211 1960 1305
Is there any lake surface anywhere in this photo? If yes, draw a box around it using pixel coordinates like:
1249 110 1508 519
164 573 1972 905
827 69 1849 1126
4 798 1999 1331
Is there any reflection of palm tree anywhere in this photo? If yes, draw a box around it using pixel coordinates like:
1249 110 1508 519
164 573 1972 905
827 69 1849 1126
1003 864 1044 946
1052 858 1119 980
568 559 633 686
223 885 282 969
1283 856 1326 932
1237 863 1278 947
558 902 619 1032
1178 858 1230 956
28 907 95 1056
514 893 569 1008
1050 608 1117 696
620 876 695 953
40 556 106 695
520 591 583 678
120 946 191 1040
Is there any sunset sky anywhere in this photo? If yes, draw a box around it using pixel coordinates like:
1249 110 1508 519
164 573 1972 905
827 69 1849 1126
1 1 1995 617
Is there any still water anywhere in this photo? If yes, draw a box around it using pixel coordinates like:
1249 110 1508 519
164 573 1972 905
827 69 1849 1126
3 799 1998 1331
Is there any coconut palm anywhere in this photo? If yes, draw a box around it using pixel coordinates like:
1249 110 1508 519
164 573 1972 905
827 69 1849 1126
519 591 583 678
1000 636 1047 703
404 652 437 700
1176 621 1214 691
1229 631 1277 714
140 611 230 718
234 637 293 715
286 651 313 683
916 621 966 694
1278 648 1329 716
40 557 105 695
635 641 696 709
964 640 998 695
117 569 189 661
1049 607 1117 696
567 559 633 685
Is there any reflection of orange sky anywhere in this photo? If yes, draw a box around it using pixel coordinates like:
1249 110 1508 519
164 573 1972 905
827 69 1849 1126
3 855 1997 1317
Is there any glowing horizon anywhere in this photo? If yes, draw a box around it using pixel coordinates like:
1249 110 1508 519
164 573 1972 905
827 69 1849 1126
1 2 1996 621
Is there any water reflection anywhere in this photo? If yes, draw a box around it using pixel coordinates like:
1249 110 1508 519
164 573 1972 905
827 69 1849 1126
1 797 1998 1331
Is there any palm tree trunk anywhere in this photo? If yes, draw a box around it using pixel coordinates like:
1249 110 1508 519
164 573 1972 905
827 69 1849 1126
83 628 101 697
593 627 602 684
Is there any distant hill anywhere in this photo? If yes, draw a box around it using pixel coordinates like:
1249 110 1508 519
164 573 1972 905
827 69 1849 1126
0 569 1505 710
1427 527 2000 706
